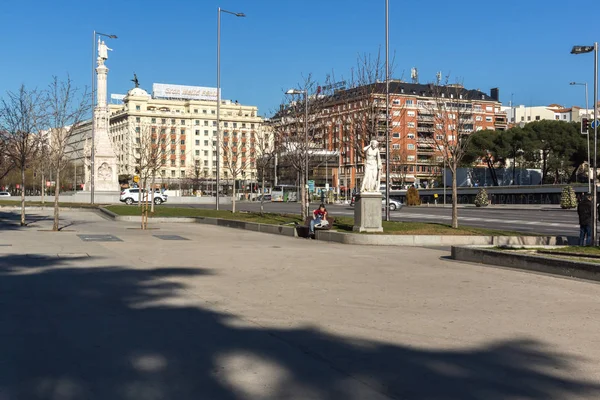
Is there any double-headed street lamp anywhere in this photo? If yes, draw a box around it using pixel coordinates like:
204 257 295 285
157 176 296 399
571 43 599 245
216 7 245 210
91 31 117 205
286 88 309 217
570 81 591 193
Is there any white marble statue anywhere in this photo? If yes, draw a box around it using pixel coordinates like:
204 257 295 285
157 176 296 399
360 140 382 193
98 39 112 61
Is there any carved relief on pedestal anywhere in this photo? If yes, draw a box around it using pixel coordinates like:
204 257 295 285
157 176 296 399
98 163 113 181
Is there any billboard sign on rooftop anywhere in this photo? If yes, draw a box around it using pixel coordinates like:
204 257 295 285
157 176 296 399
152 83 219 101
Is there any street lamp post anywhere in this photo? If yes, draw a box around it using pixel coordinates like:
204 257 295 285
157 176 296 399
216 7 245 210
571 43 599 245
91 31 117 205
384 0 391 221
286 88 309 217
570 81 591 193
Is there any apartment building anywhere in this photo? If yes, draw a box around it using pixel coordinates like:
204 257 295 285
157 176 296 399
272 81 505 191
502 103 596 125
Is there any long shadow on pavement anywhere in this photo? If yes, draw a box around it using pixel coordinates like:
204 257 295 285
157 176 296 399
0 253 598 400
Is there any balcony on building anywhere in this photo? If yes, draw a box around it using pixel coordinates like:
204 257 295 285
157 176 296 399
417 155 435 164
416 143 435 154
495 112 508 128
417 113 435 122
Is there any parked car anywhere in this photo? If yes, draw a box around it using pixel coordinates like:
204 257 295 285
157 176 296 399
256 194 272 202
0 191 11 197
120 188 168 205
350 195 403 211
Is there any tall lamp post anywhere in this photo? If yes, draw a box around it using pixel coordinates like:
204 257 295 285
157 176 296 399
570 81 591 193
286 88 309 217
571 43 598 245
384 0 391 221
216 7 245 210
91 31 117 205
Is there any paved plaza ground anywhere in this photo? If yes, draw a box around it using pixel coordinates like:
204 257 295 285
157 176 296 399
1 209 599 399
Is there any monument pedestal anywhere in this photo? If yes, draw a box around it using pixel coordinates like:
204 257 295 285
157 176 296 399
353 192 383 233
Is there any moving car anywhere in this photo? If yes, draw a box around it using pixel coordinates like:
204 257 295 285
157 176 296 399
120 188 168 205
0 191 11 197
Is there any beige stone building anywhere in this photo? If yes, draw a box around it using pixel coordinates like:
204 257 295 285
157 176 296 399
67 83 266 192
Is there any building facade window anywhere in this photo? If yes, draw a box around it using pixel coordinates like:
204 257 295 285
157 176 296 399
407 144 415 150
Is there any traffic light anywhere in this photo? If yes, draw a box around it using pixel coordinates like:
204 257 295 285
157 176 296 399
582 118 589 134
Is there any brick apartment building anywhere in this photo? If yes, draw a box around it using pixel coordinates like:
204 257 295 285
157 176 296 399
271 81 507 192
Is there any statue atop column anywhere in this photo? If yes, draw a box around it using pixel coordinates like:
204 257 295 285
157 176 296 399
97 39 112 65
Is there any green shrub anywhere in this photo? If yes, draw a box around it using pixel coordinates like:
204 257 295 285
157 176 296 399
406 186 421 206
560 186 577 209
474 188 489 207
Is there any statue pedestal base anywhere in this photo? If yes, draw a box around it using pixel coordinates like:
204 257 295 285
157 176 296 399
353 192 383 233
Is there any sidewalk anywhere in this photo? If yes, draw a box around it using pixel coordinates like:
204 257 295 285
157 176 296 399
1 209 600 399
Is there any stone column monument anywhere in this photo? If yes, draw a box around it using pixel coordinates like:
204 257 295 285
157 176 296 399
353 140 384 232
84 40 119 192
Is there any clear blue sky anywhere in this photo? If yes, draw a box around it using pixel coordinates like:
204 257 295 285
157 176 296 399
1 0 599 117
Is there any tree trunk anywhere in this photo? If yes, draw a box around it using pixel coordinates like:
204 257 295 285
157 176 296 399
232 177 236 213
150 176 156 214
542 152 548 184
20 167 26 226
512 154 516 185
451 166 458 229
141 180 147 230
260 173 265 215
53 167 60 231
300 182 307 220
41 169 45 206
568 165 580 183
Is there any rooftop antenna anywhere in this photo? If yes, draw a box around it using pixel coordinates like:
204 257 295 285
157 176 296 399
411 67 419 84
436 71 442 85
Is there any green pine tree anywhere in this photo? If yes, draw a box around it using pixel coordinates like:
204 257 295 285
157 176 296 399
560 186 577 209
474 188 489 207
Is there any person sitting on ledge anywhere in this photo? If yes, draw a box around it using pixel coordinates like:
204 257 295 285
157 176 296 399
309 203 328 236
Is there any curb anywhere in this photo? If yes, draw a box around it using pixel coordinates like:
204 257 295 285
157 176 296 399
0 205 100 212
99 207 298 237
315 230 574 247
195 216 297 237
98 207 197 223
98 207 571 248
451 246 600 282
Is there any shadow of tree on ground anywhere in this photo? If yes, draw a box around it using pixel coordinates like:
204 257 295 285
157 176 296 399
0 253 598 400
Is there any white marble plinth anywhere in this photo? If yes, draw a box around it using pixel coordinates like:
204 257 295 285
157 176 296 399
353 192 383 233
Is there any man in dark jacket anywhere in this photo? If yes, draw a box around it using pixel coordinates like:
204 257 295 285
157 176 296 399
577 194 593 246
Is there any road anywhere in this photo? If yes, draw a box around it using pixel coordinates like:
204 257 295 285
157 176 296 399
1 209 599 399
166 201 580 236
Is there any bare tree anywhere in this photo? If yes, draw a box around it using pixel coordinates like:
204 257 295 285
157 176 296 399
0 134 16 182
253 124 275 215
45 76 89 231
222 129 249 213
186 156 204 195
0 85 44 225
135 123 164 229
425 79 477 228
275 74 327 219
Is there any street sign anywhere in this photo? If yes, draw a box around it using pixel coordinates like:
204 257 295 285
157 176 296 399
308 180 315 193
133 176 140 183
591 120 600 129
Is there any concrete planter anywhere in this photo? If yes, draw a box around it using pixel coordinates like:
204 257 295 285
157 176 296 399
316 230 573 247
452 246 600 282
